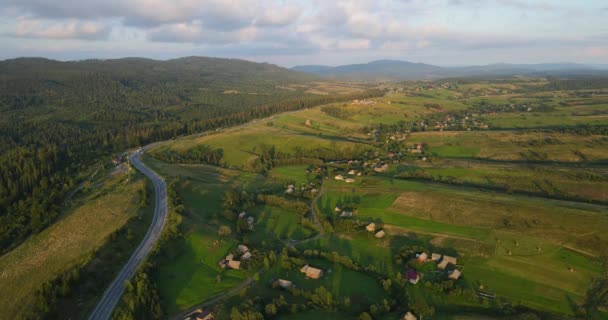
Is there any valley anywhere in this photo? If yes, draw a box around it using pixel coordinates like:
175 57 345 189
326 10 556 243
136 78 608 319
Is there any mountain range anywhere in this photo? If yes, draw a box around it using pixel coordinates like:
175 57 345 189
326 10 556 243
291 59 608 81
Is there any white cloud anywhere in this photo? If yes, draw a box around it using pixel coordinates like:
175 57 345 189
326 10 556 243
13 18 110 40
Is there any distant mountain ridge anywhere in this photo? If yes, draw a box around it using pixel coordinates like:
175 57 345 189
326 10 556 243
291 60 605 80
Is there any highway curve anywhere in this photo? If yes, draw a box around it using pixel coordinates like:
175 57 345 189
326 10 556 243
88 146 168 320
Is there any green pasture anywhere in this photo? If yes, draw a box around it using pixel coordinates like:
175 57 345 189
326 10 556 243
155 231 247 315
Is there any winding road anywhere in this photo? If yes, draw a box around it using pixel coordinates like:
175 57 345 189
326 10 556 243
89 145 169 320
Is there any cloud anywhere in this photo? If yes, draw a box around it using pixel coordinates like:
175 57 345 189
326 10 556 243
12 18 111 40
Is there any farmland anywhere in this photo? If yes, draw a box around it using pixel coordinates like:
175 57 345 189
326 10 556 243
144 78 608 319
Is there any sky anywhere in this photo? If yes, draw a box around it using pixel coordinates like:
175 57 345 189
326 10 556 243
0 0 607 67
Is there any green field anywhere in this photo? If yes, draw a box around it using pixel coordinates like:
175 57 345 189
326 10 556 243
155 231 248 315
143 80 608 318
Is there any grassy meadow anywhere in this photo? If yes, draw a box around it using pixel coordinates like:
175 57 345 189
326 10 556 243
0 173 146 318
142 79 608 318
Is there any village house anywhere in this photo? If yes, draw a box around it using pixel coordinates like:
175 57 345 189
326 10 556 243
401 311 417 320
274 279 293 289
405 269 420 284
228 260 241 270
438 255 457 270
285 184 295 194
431 253 442 261
375 230 386 238
335 174 344 180
374 163 389 172
334 205 342 212
238 212 247 219
448 269 462 280
184 309 214 320
366 223 376 232
241 251 252 260
300 265 323 279
417 252 428 263
348 169 356 175
345 178 356 183
247 216 255 230
340 210 353 218
237 245 249 254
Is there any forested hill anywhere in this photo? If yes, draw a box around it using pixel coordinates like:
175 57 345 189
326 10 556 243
0 56 382 253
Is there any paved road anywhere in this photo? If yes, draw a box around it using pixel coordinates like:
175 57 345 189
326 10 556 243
89 145 168 320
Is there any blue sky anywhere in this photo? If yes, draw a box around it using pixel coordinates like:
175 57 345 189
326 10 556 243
0 0 606 66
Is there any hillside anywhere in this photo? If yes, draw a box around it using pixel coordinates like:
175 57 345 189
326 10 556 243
292 60 605 81
0 56 375 254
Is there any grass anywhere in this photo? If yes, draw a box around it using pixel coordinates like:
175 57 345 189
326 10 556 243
155 231 248 315
320 175 605 314
143 85 608 318
409 131 608 162
0 174 146 318
407 160 608 202
249 205 316 242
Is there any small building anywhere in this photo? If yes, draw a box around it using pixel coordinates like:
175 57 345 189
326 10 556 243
237 245 249 254
401 311 417 320
196 311 214 320
375 230 386 238
241 251 252 260
348 169 356 175
374 164 389 172
340 211 353 218
238 212 247 219
247 217 255 230
228 260 241 270
335 174 344 180
334 206 342 212
300 264 323 279
345 178 355 183
431 253 442 261
225 254 234 261
285 185 294 194
275 279 293 289
311 188 318 194
417 252 428 263
405 269 420 285
366 223 376 232
448 269 462 280
438 255 457 270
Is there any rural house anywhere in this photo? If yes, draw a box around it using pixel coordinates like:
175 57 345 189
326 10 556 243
366 223 376 232
417 252 428 262
184 309 214 320
431 253 442 261
348 169 356 175
340 211 353 218
335 205 342 212
228 260 241 270
345 178 356 183
274 279 293 289
375 230 386 238
300 264 324 279
241 252 252 260
405 269 420 284
335 174 345 180
401 311 417 320
438 255 457 269
237 245 249 254
448 269 462 280
238 211 247 219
